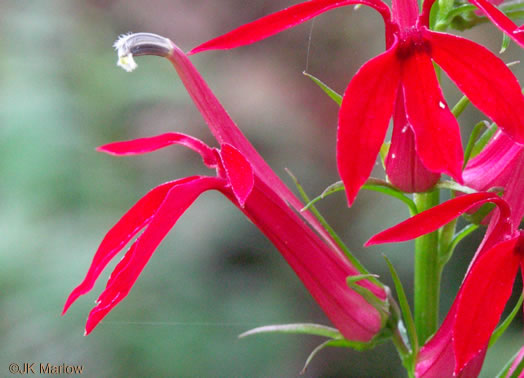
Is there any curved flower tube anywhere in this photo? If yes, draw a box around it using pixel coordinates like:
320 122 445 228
63 34 389 341
367 193 523 376
190 0 524 205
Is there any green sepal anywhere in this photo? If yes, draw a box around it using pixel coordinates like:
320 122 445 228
451 95 471 118
500 33 511 53
240 322 393 375
379 142 390 169
439 224 478 267
239 323 343 339
303 71 342 106
300 332 391 374
429 0 441 29
383 255 418 356
437 0 455 28
435 180 477 194
286 169 381 284
495 348 524 378
300 339 339 374
302 178 418 215
489 292 524 348
364 179 418 215
469 123 497 160
463 121 490 167
508 355 524 378
463 202 496 224
346 275 390 327
301 180 345 211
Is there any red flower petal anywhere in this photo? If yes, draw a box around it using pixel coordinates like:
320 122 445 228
62 179 193 315
401 51 463 182
468 0 524 48
83 176 225 334
189 0 391 54
366 192 504 245
219 144 254 207
337 44 401 206
426 30 524 144
453 236 521 374
97 132 217 168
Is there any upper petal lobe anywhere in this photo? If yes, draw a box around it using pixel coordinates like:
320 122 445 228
337 43 401 205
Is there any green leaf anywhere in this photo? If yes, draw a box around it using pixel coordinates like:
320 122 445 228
239 323 343 339
303 71 342 105
383 255 418 355
489 292 524 348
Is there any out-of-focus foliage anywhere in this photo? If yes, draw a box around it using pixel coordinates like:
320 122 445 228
0 1 521 376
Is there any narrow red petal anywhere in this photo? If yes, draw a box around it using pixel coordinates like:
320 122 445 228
366 192 502 245
401 52 463 182
453 237 521 374
97 132 217 168
189 0 391 54
426 30 524 143
468 0 524 48
62 179 194 315
84 176 225 334
219 144 254 207
337 44 401 206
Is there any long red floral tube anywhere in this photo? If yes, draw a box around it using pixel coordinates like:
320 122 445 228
189 0 524 205
62 34 389 341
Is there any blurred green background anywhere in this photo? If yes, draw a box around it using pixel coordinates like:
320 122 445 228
1 1 522 376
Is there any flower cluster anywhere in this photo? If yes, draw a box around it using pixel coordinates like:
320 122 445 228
63 34 388 341
63 0 524 376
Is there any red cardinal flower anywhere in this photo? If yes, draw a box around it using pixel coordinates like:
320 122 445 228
367 193 523 376
464 131 524 226
190 0 524 205
63 34 388 340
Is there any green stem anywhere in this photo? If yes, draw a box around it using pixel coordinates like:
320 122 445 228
413 190 441 343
